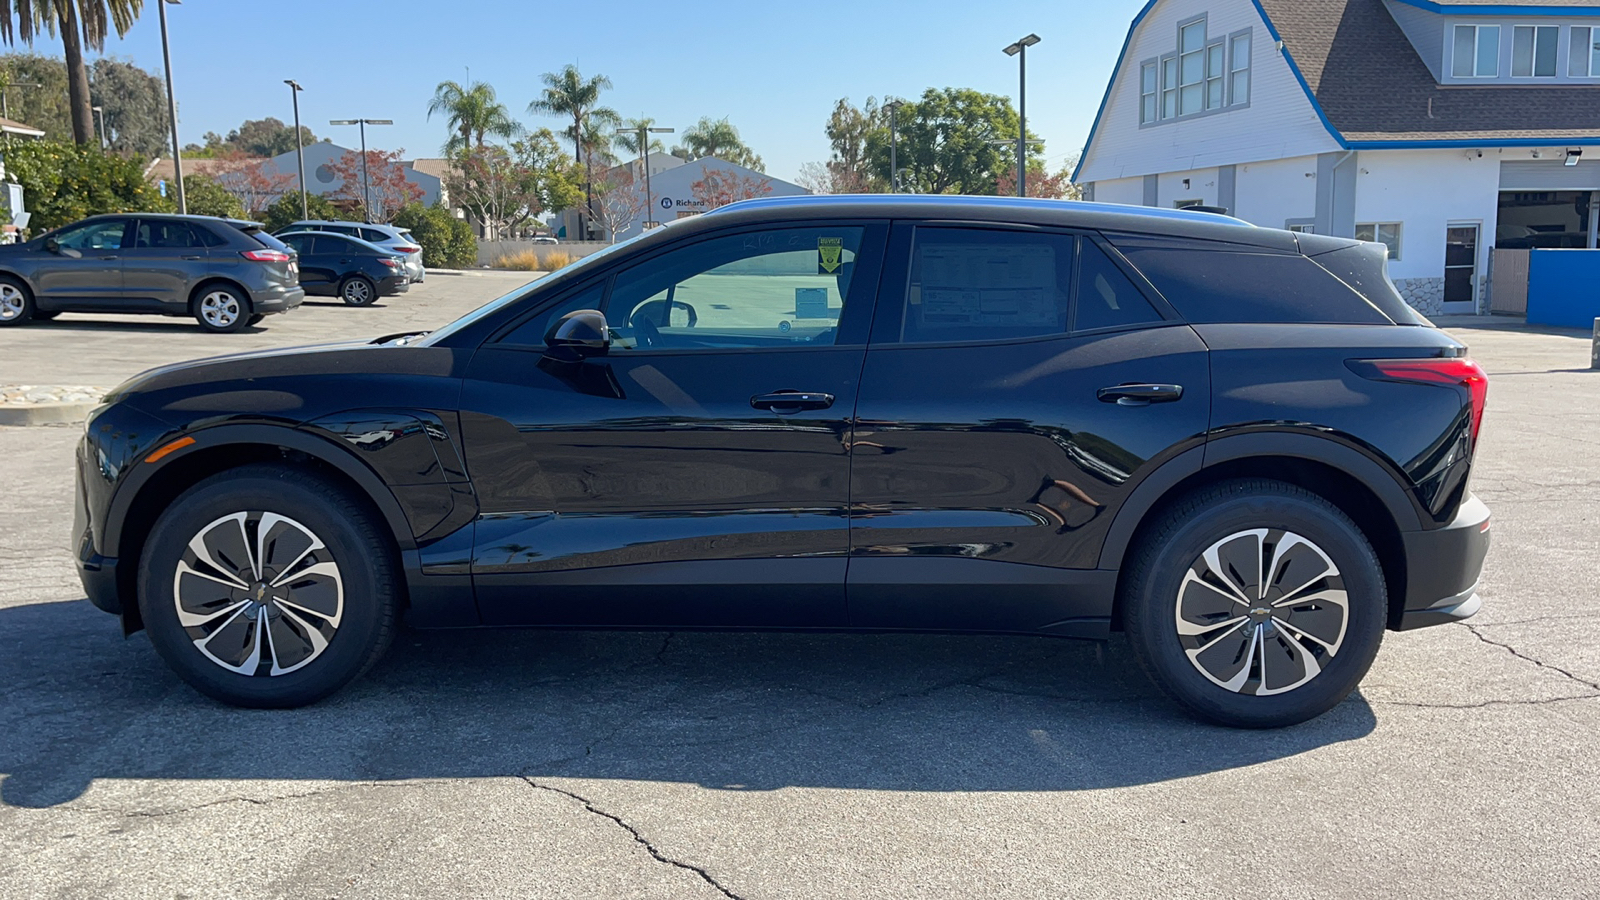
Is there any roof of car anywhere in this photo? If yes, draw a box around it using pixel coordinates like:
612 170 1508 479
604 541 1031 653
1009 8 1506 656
698 195 1297 249
288 220 402 230
276 230 404 255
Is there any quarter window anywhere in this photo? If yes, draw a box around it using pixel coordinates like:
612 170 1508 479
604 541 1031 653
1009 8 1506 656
1073 240 1163 332
605 226 865 351
1453 24 1501 78
1569 27 1599 77
1512 25 1558 77
1355 223 1402 261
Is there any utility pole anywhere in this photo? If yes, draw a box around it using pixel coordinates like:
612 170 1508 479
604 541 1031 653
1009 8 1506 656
159 0 186 213
285 80 307 220
619 123 674 230
885 99 904 193
330 118 394 222
1003 34 1041 198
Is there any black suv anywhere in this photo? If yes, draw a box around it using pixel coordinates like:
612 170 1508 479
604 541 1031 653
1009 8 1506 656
73 197 1490 727
0 214 303 332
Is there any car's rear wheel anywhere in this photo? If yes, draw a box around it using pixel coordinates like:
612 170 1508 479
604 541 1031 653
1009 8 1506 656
1120 479 1386 728
137 464 399 708
193 286 251 333
0 276 34 326
339 276 376 307
246 313 266 326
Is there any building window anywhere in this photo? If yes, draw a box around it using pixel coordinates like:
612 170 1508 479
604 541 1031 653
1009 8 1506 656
1161 56 1178 119
1140 62 1158 124
1452 24 1501 78
1206 41 1226 109
1356 223 1402 260
1570 27 1600 77
1179 20 1205 115
1287 222 1315 234
1229 31 1252 105
1512 25 1558 77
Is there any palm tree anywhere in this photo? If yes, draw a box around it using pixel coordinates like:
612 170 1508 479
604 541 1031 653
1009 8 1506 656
529 65 618 238
613 116 666 157
427 79 519 155
0 0 143 145
675 116 764 171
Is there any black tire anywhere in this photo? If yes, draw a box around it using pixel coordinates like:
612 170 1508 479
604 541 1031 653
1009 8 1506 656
192 284 252 333
246 313 266 326
137 464 399 708
339 276 377 307
32 310 60 320
0 275 35 326
1120 479 1386 728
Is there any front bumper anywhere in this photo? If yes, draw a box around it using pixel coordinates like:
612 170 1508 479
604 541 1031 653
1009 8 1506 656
1396 493 1491 630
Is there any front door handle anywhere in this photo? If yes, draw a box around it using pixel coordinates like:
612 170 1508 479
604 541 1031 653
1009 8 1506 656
1098 383 1184 406
99 255 119 260
751 390 835 413
181 255 203 260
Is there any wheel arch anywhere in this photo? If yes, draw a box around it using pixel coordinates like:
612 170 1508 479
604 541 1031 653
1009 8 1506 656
1099 432 1422 631
188 277 254 314
108 423 417 633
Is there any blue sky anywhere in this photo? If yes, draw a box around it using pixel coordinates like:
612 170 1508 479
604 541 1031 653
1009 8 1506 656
84 0 1148 182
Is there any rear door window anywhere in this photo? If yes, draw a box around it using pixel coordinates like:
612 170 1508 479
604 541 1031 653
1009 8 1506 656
134 220 204 249
900 227 1074 343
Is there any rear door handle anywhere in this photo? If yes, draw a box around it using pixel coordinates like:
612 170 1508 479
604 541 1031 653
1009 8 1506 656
1098 383 1184 406
181 255 203 260
751 390 835 412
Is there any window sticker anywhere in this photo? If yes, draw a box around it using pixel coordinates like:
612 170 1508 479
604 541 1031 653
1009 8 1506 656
818 237 843 274
917 243 1058 327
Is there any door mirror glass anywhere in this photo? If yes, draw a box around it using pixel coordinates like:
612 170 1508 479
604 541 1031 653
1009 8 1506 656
43 236 59 253
544 309 610 359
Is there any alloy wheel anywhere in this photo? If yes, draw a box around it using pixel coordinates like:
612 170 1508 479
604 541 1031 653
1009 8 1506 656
1174 528 1349 696
200 291 241 328
173 511 345 676
343 279 371 304
0 283 25 321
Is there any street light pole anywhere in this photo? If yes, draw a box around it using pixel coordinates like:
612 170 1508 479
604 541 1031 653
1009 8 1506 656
159 0 186 213
1003 33 1041 198
285 80 306 220
330 118 393 222
92 105 106 149
885 99 903 193
619 124 675 230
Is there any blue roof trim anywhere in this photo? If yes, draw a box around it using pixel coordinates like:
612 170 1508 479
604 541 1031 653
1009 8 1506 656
1071 0 1160 183
1388 0 1600 15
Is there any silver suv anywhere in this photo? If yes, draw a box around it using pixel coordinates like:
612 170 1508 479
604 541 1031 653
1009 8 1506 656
274 220 424 283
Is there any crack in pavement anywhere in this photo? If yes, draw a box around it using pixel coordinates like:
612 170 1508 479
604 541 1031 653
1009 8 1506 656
52 779 459 819
1461 622 1600 693
1370 694 1600 711
521 777 745 900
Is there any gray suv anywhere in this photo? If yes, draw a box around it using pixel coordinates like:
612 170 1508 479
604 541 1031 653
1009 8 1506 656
274 220 424 283
0 214 304 333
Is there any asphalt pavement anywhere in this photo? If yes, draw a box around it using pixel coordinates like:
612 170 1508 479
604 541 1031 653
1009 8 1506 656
0 294 1596 899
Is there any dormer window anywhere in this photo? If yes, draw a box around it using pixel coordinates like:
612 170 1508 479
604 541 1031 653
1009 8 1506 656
1511 25 1558 78
1452 24 1501 77
1138 16 1251 126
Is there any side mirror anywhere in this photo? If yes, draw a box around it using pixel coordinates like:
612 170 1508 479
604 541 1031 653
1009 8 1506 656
544 309 610 360
43 236 60 253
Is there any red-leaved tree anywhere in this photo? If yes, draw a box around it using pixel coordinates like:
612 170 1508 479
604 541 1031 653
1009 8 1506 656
690 167 773 211
209 148 297 217
995 167 1079 200
327 148 424 221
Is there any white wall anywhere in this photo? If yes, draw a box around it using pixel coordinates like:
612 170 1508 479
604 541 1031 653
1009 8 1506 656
1091 176 1146 206
1232 155 1318 229
1076 0 1340 184
1354 148 1502 281
1158 166 1221 207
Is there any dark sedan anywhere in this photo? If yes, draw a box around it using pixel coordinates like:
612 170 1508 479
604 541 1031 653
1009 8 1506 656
0 214 303 332
276 232 409 306
74 196 1492 728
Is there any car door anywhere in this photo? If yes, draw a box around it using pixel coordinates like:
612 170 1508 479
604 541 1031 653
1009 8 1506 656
846 223 1211 637
287 235 337 294
32 218 131 308
122 218 208 310
459 221 888 628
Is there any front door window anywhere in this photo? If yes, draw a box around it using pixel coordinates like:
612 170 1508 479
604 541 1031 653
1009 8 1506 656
55 219 127 251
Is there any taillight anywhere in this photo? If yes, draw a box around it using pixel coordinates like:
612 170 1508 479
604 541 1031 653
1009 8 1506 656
1349 357 1489 446
241 249 290 262
394 245 420 253
380 257 402 269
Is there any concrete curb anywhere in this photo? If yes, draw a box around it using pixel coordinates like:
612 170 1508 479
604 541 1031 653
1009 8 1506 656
425 268 547 278
0 402 97 427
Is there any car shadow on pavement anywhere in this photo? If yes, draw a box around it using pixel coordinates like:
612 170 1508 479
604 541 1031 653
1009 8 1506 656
0 598 1376 809
26 319 269 334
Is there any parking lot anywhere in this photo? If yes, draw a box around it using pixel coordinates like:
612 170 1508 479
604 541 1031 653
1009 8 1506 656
1 283 1597 898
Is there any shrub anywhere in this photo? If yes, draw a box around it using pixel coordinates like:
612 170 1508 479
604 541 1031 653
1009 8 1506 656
493 249 541 271
181 173 245 220
4 141 167 232
391 203 477 269
541 250 572 270
446 216 478 268
263 191 342 232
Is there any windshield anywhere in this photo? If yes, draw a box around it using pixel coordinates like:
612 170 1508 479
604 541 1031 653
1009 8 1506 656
416 233 649 346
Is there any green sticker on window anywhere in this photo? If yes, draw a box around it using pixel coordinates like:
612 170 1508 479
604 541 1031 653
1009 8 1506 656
818 237 843 274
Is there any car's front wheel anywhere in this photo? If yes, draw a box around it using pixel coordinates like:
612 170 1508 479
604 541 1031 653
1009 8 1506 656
1120 480 1386 728
0 276 35 326
193 286 251 333
137 464 399 708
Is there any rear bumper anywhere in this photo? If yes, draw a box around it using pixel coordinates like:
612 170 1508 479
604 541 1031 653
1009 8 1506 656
1396 493 1491 630
379 275 410 296
253 285 305 314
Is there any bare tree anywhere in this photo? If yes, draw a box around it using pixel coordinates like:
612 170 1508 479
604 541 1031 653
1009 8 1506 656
592 169 646 242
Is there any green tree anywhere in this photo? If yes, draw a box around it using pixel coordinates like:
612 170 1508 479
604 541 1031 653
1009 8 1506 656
0 0 145 145
228 117 317 157
863 87 1041 195
391 202 475 268
261 190 340 232
528 64 618 234
180 172 244 219
517 128 583 214
4 139 164 231
613 116 666 157
0 52 69 140
427 79 518 155
673 116 763 171
89 56 166 156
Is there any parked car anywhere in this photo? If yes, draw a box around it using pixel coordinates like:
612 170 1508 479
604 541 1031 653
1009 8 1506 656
276 232 410 306
0 214 303 333
74 196 1491 727
274 220 424 282
532 235 559 245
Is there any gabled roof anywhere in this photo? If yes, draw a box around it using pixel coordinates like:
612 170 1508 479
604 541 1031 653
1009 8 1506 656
1261 0 1600 144
0 116 43 138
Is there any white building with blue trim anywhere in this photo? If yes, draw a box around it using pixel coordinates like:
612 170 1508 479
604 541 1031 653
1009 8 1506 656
1075 0 1600 317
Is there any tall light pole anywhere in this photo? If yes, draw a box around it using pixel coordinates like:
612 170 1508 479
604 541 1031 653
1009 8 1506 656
159 0 186 213
1003 33 1041 198
885 99 904 193
330 118 393 222
92 105 106 149
285 80 307 220
618 123 674 230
